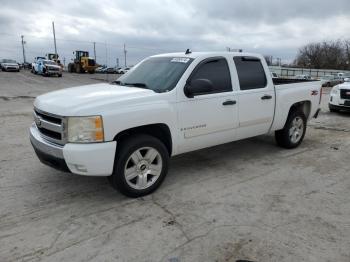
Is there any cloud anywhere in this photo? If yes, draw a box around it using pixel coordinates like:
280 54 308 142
0 0 350 65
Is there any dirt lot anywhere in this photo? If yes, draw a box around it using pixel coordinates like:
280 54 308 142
1 70 350 262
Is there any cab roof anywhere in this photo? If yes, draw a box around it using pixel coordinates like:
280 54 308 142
151 51 264 60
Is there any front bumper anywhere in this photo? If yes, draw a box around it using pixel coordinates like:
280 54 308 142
47 70 62 75
30 123 69 172
4 67 19 71
329 103 350 112
30 123 116 176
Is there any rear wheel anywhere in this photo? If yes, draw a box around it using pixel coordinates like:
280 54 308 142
275 110 307 149
109 134 169 197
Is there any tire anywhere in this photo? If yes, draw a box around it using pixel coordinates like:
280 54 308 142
275 110 307 149
329 104 339 113
68 63 74 73
76 64 82 73
58 74 62 77
109 134 169 197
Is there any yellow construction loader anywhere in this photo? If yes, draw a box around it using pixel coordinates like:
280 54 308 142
68 51 98 74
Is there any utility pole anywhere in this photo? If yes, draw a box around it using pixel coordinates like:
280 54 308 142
123 43 127 67
21 35 26 64
93 42 96 62
52 21 57 56
116 58 119 68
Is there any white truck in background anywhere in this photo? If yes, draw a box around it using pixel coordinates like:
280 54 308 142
329 79 350 112
30 51 322 197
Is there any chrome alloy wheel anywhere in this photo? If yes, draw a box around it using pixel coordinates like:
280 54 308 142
289 116 304 144
124 147 163 190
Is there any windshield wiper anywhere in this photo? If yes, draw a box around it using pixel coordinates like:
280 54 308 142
123 82 149 89
112 80 124 85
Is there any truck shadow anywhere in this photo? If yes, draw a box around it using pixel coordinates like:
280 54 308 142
32 134 300 203
33 136 280 202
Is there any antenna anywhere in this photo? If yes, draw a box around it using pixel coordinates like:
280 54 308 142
185 49 192 55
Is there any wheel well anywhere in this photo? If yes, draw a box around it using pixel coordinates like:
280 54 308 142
114 124 172 156
289 101 311 119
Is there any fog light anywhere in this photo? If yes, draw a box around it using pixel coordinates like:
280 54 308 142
68 163 87 173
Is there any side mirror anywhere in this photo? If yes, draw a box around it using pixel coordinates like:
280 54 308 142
184 79 214 98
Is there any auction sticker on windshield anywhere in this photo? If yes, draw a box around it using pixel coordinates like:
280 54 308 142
171 58 190 63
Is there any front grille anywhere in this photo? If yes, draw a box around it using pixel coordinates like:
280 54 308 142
34 109 66 145
37 126 62 140
35 110 61 124
48 67 59 71
340 89 350 100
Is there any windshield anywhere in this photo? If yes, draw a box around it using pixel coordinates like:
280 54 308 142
3 59 16 63
322 75 333 80
115 57 194 93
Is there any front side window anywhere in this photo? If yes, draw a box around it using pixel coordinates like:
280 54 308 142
189 58 232 94
234 57 267 90
116 57 194 93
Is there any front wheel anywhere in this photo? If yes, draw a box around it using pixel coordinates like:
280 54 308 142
329 104 339 113
275 110 307 149
109 134 169 197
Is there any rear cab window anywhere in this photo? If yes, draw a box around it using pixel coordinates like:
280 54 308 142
233 56 267 90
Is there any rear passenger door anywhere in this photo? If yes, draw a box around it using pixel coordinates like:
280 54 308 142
177 57 239 154
233 56 275 139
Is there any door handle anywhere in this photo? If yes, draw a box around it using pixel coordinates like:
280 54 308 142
222 100 237 106
261 95 272 100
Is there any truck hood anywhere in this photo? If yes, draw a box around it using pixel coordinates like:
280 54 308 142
338 83 350 90
46 64 61 69
34 83 157 116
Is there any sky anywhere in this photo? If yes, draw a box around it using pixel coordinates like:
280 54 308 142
0 0 350 66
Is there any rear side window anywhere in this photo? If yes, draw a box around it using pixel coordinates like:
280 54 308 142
189 58 232 93
233 57 267 90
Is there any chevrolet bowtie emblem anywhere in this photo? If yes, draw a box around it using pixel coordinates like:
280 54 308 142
35 116 42 127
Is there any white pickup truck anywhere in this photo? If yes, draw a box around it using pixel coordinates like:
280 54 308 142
30 51 322 197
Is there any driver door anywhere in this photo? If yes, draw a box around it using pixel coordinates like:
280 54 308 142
177 57 239 154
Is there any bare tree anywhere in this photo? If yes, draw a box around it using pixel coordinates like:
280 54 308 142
295 40 350 70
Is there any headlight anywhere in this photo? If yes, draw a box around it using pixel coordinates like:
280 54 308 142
67 116 104 143
331 86 338 95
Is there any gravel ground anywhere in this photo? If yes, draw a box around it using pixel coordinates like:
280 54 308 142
0 70 350 262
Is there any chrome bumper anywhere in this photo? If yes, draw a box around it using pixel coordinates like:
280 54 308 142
30 123 64 159
30 123 70 172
